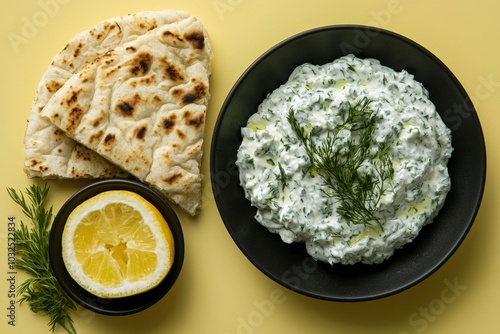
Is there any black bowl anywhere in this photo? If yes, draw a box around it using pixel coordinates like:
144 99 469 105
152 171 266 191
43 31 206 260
210 25 486 301
49 179 185 315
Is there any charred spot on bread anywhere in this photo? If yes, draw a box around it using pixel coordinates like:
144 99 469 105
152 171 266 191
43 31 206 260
163 115 177 134
131 52 153 76
171 81 207 106
171 88 182 98
164 173 182 185
164 61 185 81
29 159 48 172
66 106 84 133
116 94 142 117
162 30 184 42
96 22 120 38
92 115 103 127
102 50 116 66
184 31 205 50
104 133 116 145
182 83 207 105
118 102 134 115
88 130 104 144
135 126 147 139
64 88 82 106
73 42 83 58
139 59 149 72
183 110 205 128
29 159 40 167
46 80 63 94
73 144 92 161
176 129 186 139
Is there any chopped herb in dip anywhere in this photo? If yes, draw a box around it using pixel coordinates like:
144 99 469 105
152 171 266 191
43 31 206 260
236 54 453 265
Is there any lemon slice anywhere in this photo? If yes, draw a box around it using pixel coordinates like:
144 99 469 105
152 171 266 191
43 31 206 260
61 190 175 298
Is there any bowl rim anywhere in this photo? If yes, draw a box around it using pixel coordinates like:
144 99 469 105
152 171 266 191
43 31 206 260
210 24 486 301
49 179 185 315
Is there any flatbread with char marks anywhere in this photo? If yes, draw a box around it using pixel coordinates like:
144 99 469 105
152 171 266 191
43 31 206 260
27 11 212 215
24 10 199 179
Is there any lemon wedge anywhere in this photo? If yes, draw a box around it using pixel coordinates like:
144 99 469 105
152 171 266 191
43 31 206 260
61 190 175 298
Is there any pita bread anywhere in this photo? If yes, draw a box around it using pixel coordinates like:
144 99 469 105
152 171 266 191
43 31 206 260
24 10 197 179
39 14 212 215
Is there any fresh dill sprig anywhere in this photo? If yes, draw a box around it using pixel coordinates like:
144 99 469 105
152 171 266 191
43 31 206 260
287 97 394 229
7 184 77 334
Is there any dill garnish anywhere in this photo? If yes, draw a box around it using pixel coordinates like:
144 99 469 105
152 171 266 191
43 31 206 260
7 184 77 334
287 97 394 229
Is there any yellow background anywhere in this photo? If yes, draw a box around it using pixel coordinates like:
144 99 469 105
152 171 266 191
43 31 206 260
0 0 498 333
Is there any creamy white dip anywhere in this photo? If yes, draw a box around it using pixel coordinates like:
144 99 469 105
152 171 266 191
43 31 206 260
236 54 452 265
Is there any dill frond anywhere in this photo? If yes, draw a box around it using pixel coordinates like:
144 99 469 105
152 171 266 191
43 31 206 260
287 97 394 229
7 184 77 334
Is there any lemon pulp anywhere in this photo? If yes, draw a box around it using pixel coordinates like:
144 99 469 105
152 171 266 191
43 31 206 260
61 190 174 298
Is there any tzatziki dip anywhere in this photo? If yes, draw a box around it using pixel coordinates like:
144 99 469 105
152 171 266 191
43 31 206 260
236 54 453 265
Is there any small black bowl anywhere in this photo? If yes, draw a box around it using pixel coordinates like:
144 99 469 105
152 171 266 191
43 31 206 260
49 179 184 315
